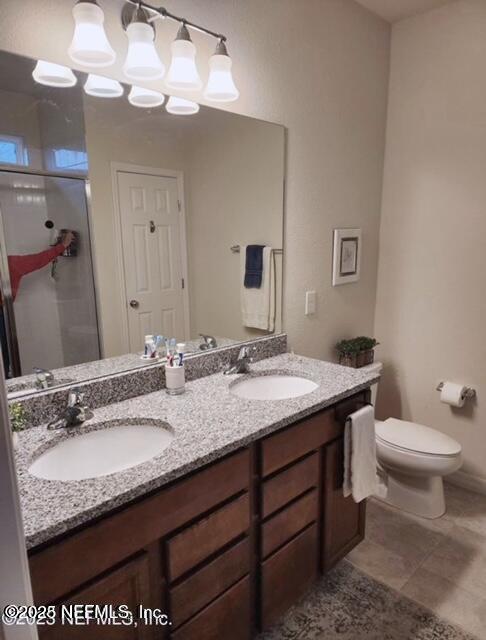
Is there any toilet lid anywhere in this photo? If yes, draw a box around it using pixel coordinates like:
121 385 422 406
376 418 461 456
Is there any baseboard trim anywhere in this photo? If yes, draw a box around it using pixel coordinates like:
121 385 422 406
448 470 486 496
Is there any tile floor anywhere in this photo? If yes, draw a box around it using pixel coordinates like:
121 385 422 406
347 483 486 639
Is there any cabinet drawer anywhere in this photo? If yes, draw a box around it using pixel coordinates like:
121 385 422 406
262 452 319 518
171 576 250 640
261 410 339 476
262 489 318 559
168 493 250 581
261 524 318 630
170 538 249 628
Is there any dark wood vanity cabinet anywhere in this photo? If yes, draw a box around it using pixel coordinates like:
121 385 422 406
29 391 368 639
31 449 252 640
257 391 367 630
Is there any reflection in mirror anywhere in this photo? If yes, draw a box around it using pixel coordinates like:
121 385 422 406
0 51 285 397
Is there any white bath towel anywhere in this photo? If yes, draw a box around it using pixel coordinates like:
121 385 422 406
240 246 276 331
343 404 377 503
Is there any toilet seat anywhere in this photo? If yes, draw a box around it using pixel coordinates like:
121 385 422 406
375 418 461 458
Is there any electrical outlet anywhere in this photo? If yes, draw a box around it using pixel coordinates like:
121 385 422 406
305 290 316 315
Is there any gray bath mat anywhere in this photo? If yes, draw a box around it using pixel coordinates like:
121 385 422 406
259 561 477 640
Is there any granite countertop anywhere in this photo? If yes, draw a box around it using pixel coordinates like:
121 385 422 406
15 353 379 550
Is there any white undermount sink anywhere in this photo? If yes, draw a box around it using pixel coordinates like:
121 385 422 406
28 423 174 482
230 374 318 401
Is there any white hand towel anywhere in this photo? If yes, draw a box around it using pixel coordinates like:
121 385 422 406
343 404 377 503
240 246 276 331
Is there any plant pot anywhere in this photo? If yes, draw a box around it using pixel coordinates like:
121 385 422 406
339 353 358 368
362 349 375 366
339 349 374 369
356 349 374 367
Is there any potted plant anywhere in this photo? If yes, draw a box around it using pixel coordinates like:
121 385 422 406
336 338 361 368
336 336 379 368
9 402 28 449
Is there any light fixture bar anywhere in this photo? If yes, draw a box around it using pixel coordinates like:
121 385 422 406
123 0 227 43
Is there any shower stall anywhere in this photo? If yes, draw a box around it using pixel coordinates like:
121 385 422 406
0 170 100 378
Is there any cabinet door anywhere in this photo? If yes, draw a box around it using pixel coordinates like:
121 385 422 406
322 437 366 571
38 554 155 640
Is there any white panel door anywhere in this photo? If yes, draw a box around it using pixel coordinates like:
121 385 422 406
117 171 187 352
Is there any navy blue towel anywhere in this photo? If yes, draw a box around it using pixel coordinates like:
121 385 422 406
244 245 265 288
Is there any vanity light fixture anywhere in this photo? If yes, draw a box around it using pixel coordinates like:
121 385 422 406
204 40 239 103
68 0 116 68
128 85 165 108
64 0 240 111
84 73 124 98
165 95 199 115
32 60 77 87
166 23 202 92
123 5 165 81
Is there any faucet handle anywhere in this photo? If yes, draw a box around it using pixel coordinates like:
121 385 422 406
237 346 248 359
33 367 54 389
199 334 217 349
68 387 84 407
238 345 256 360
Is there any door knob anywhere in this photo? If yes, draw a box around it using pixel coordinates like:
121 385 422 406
129 299 139 309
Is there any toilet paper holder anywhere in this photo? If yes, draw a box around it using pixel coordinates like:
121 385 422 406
436 382 476 401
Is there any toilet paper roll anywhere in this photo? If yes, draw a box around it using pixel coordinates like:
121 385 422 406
440 382 466 408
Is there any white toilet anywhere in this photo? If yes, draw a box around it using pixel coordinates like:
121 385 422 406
364 362 462 519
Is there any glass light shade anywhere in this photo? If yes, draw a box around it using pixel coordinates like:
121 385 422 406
204 54 239 102
128 86 165 108
68 1 116 68
123 22 165 81
165 96 199 115
166 40 202 91
32 60 77 87
84 74 123 98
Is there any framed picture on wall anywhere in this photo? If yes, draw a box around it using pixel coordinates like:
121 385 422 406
332 228 361 286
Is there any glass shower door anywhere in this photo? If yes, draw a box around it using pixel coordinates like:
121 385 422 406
0 171 100 377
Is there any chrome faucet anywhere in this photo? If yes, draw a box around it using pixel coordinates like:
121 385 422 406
199 334 218 350
224 346 256 375
47 387 93 430
33 367 55 390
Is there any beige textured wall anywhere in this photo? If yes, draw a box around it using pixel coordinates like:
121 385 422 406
185 114 284 341
0 0 390 360
375 0 486 482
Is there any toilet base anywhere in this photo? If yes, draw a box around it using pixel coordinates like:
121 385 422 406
377 468 446 519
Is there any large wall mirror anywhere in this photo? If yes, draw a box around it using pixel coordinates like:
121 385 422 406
0 51 285 397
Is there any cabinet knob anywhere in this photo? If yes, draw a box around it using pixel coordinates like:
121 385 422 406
129 300 139 309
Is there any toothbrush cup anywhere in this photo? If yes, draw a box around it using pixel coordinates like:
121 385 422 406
165 364 185 396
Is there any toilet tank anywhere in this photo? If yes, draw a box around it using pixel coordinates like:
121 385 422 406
360 361 383 406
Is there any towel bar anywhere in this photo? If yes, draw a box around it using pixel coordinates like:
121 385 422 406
230 245 283 254
335 400 373 426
